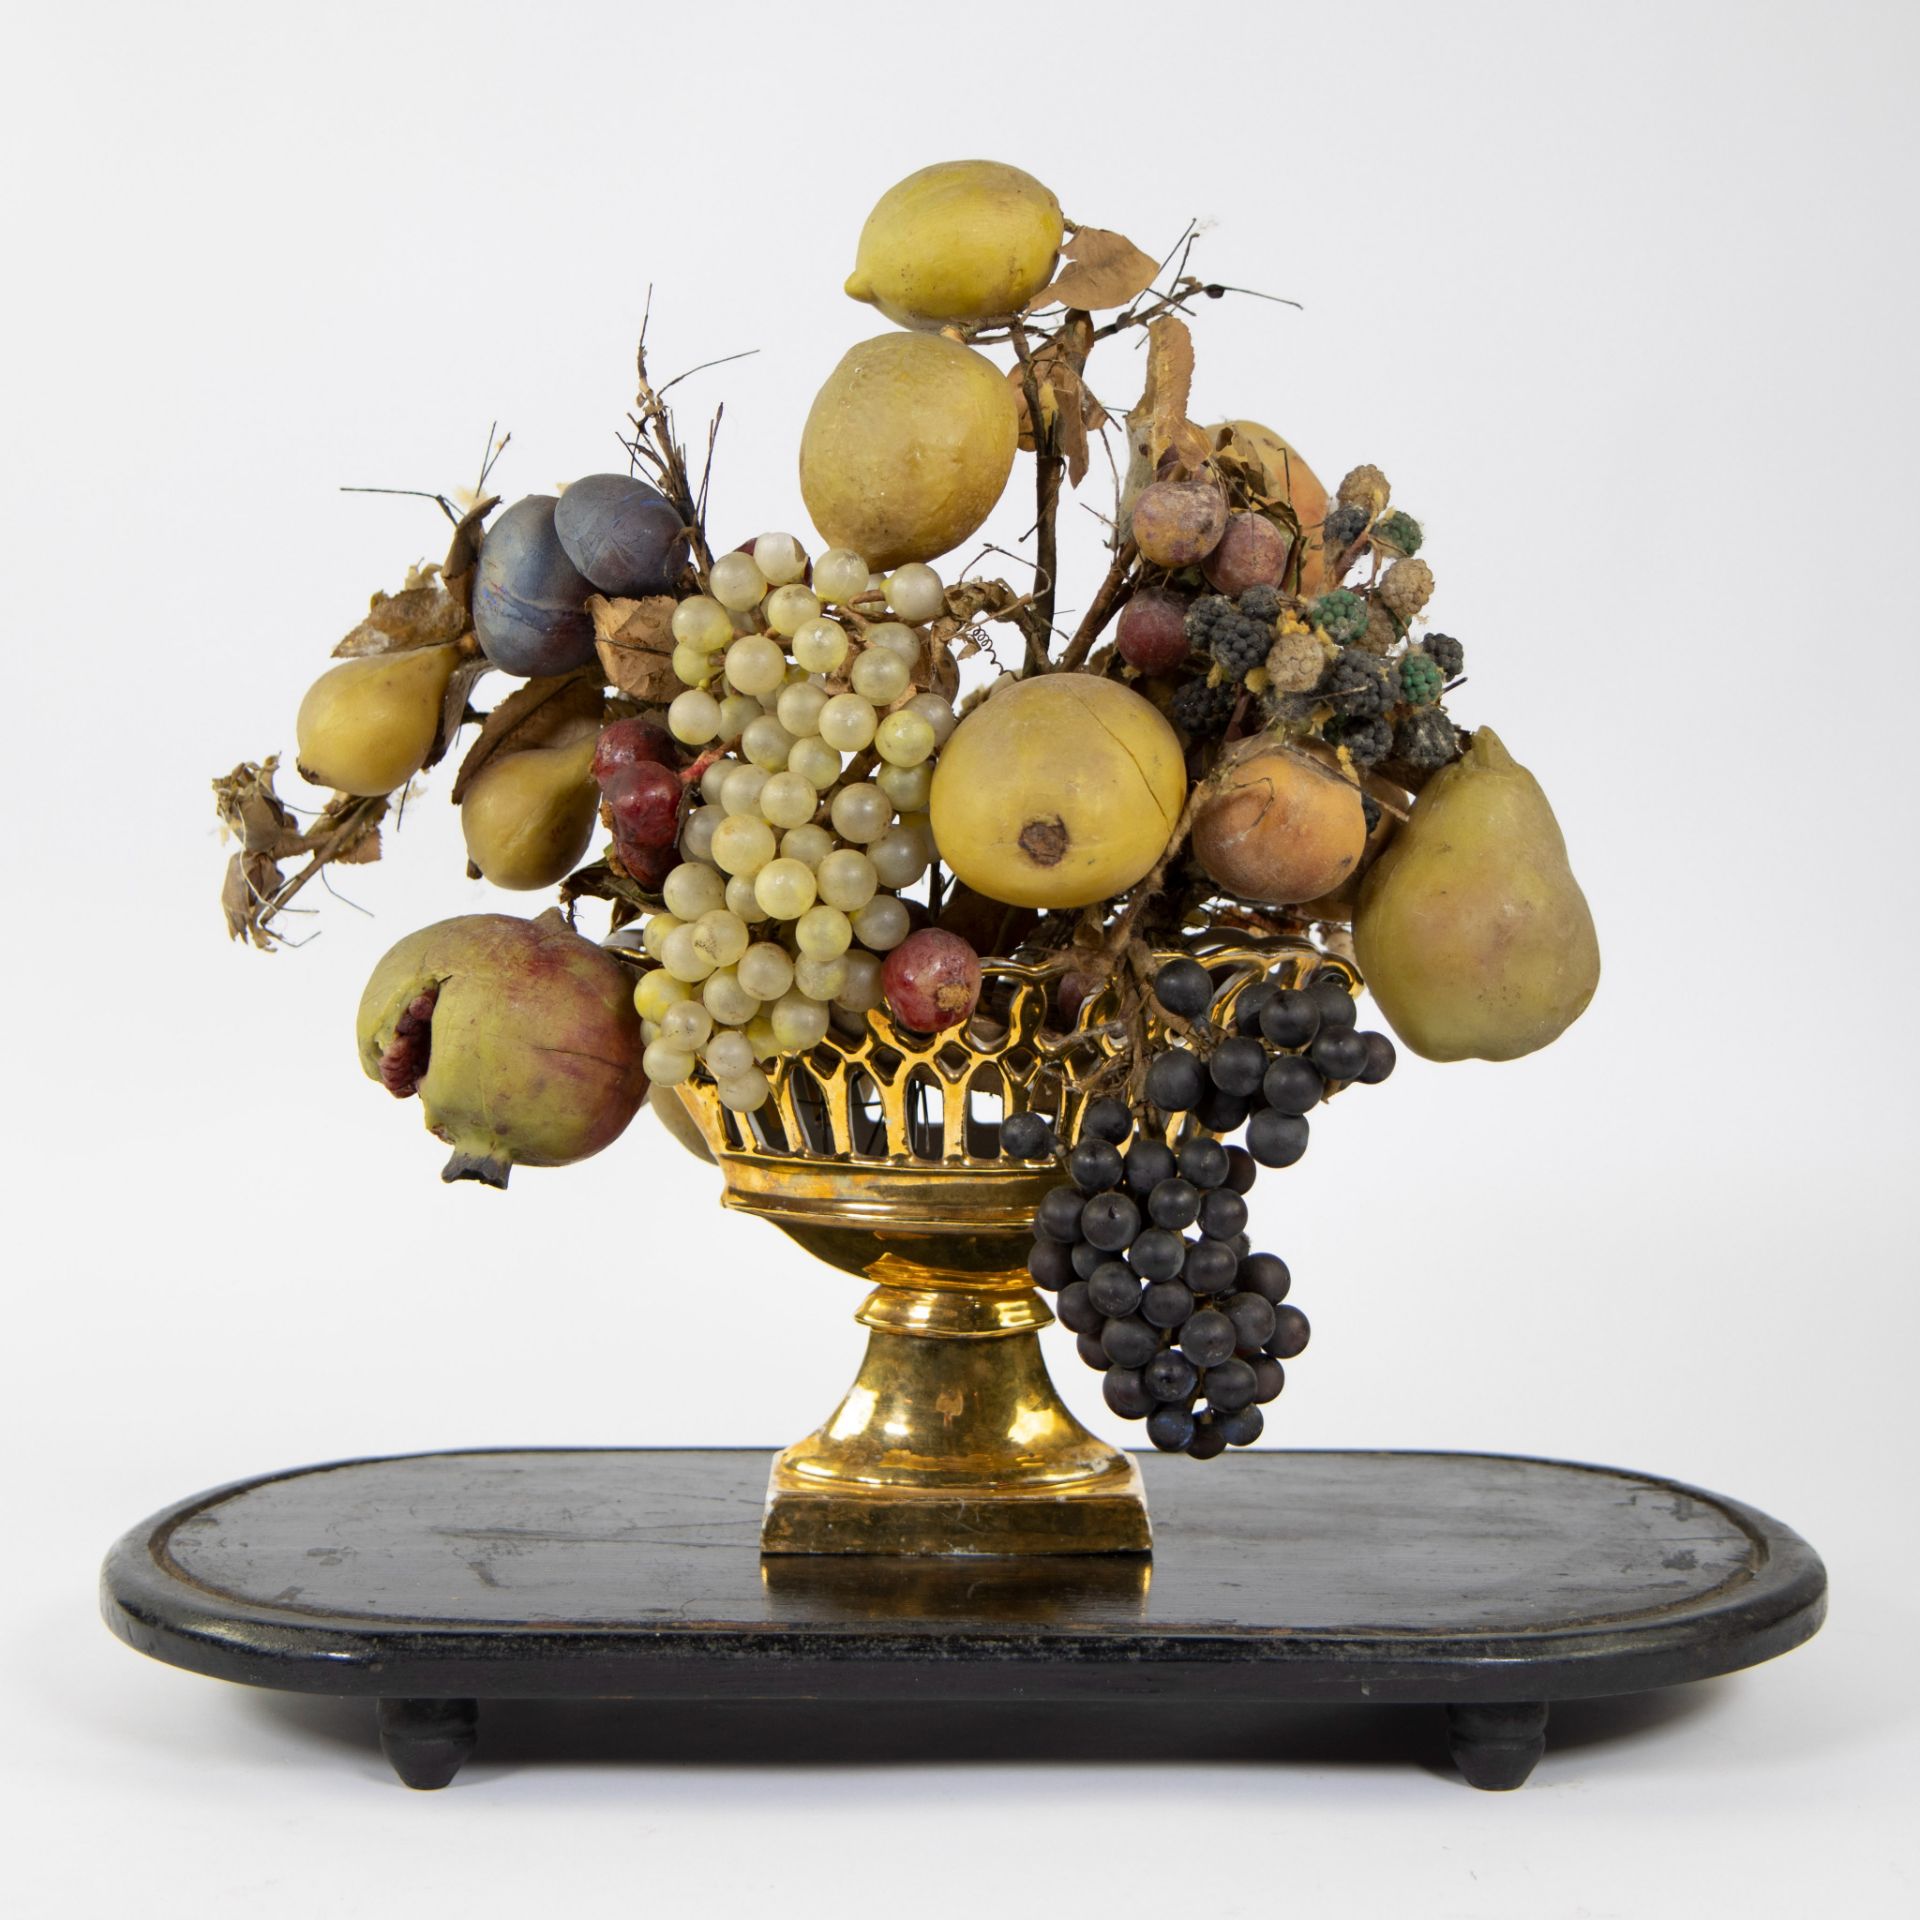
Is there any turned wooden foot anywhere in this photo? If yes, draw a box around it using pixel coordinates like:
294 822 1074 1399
1446 1700 1548 1790
378 1697 478 1789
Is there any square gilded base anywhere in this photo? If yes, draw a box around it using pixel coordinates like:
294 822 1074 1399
760 1456 1152 1556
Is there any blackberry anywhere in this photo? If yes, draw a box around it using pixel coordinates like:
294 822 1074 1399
1168 677 1237 736
1213 615 1271 680
1323 502 1369 551
1393 650 1444 707
1378 556 1434 622
1236 584 1284 624
1266 626 1327 694
1332 714 1392 764
1309 588 1370 646
1373 510 1423 556
1324 647 1393 718
1395 706 1464 770
1336 463 1390 514
1183 594 1235 651
1425 632 1465 679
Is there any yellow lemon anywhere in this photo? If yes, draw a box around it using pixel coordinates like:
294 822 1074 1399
845 160 1063 329
799 332 1018 570
930 676 1187 909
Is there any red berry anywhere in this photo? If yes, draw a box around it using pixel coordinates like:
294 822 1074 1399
1202 513 1289 596
1116 587 1192 675
604 760 682 849
592 717 675 788
615 831 676 888
881 929 982 1033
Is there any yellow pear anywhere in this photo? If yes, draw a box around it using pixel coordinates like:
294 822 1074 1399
459 726 600 891
295 643 462 795
799 332 1018 570
1355 728 1599 1062
845 160 1062 329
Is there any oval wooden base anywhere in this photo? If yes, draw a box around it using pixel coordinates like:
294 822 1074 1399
101 1449 1825 1790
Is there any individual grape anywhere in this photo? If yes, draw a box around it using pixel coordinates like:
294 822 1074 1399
1028 1238 1074 1290
740 714 795 771
1147 1177 1201 1230
1203 1358 1258 1411
1036 1186 1086 1241
1231 978 1278 1036
753 857 818 921
1261 1057 1324 1115
881 927 981 1032
1216 1405 1265 1448
850 892 909 950
1357 1031 1398 1084
1147 1404 1198 1453
791 620 850 678
1260 989 1321 1048
1142 1352 1197 1406
752 531 808 586
641 1039 695 1086
1178 1138 1230 1189
868 826 930 889
812 547 871 605
877 759 933 811
1103 1366 1155 1420
1075 1330 1108 1370
1002 1112 1057 1160
1183 1239 1238 1296
775 681 830 739
737 942 796 1002
1310 1026 1370 1082
642 914 681 962
1223 1146 1257 1195
667 688 721 745
1145 1049 1206 1113
787 736 843 790
1194 1084 1254 1134
782 823 836 868
724 874 763 923
1069 1138 1124 1192
696 759 732 808
1101 1316 1159 1370
605 762 682 848
875 710 936 768
1247 1110 1309 1168
1252 1358 1287 1404
708 551 767 612
905 692 959 746
661 923 715 984
745 1015 780 1060
1267 1305 1311 1359
771 991 831 1052
702 967 761 1027
1310 976 1358 1028
1225 1290 1279 1354
1069 1241 1105 1280
717 1067 772 1113
1152 957 1214 1018
850 647 912 706
794 904 852 959
716 694 762 743
690 910 749 971
1186 1419 1229 1460
672 642 714 687
794 953 849 1001
720 763 771 816
836 950 885 1013
1209 1036 1267 1097
1080 1190 1142 1252
763 584 821 637
886 562 946 622
1123 1139 1177 1196
711 814 777 878
830 783 893 843
634 969 692 1024
1081 1096 1133 1144
672 595 736 653
1141 1280 1195 1330
819 692 878 752
1087 1261 1141 1318
1239 1252 1291 1303
1199 1188 1248 1240
1128 1227 1186 1282
703 1027 755 1079
658 1001 714 1056
1181 1310 1236 1367
1056 1280 1101 1335
756 770 817 831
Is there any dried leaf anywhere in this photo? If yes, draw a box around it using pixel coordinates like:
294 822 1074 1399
331 825 382 865
440 495 498 619
450 668 605 803
1038 229 1160 312
589 592 679 704
425 654 493 773
334 583 468 658
221 849 284 948
212 757 308 859
1132 316 1212 475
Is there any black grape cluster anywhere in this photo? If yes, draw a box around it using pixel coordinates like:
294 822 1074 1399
1005 959 1395 1459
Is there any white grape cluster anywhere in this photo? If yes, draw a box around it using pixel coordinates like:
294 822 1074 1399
634 532 957 1112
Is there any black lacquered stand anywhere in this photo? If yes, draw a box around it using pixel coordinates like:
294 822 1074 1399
100 1448 1825 1791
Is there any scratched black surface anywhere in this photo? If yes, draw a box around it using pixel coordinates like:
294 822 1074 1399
102 1449 1825 1710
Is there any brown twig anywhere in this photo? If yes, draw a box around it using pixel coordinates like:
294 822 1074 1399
1008 321 1062 648
1057 538 1138 672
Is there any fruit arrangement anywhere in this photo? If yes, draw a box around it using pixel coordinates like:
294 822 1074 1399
215 158 1599 1462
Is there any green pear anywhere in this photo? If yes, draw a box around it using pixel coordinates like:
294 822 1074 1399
1354 728 1598 1062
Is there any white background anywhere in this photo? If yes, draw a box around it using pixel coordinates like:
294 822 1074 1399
4 1 1916 1914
